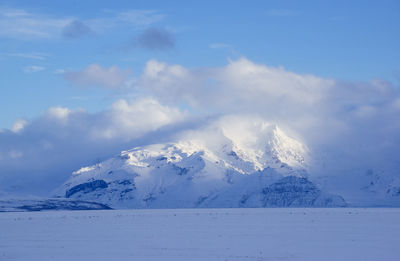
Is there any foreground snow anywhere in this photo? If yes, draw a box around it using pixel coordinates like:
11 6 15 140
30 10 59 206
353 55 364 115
1 208 399 261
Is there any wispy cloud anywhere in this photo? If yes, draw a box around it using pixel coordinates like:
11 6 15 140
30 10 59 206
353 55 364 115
54 69 66 74
64 64 131 88
0 7 72 39
209 43 238 55
0 7 165 40
5 52 49 60
117 10 164 26
23 65 45 73
69 96 88 101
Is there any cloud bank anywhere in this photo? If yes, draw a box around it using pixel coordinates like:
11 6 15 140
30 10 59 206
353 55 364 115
1 58 399 195
0 98 186 194
134 58 400 180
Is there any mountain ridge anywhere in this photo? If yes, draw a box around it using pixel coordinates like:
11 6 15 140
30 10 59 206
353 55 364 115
55 117 346 208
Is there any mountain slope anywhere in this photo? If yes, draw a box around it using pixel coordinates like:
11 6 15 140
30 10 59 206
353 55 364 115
56 117 346 208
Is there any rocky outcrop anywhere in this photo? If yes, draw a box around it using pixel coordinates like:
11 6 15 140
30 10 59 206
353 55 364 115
261 176 346 207
0 198 112 212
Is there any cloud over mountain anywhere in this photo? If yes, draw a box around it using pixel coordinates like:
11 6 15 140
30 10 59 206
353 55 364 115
0 98 186 194
0 58 399 197
139 58 400 177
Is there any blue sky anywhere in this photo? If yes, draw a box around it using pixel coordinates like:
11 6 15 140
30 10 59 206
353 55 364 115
1 0 399 128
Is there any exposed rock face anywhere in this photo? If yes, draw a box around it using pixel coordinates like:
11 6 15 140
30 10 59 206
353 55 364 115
0 198 112 212
65 180 109 198
261 176 346 207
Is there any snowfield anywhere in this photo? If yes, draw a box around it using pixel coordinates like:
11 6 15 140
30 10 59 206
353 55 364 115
1 208 399 261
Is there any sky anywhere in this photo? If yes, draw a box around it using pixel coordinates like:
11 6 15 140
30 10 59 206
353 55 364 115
0 0 399 195
1 0 399 128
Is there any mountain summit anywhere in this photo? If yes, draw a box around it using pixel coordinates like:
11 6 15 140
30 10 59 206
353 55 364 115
56 116 346 208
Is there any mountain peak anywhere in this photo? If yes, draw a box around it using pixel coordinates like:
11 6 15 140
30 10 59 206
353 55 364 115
55 116 331 208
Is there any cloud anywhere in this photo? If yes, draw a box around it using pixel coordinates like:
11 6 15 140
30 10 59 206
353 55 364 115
117 10 164 26
47 107 72 122
0 98 186 194
54 69 66 74
209 43 238 55
11 119 28 133
2 58 399 197
62 20 92 39
91 98 186 140
0 7 164 40
23 65 45 73
136 58 400 178
5 52 48 60
64 64 131 88
0 7 72 39
139 58 333 109
134 28 175 50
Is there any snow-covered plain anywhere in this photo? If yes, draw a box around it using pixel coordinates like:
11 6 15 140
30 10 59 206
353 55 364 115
1 208 399 261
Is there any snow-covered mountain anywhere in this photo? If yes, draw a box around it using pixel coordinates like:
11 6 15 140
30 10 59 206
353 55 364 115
56 116 346 208
315 167 400 207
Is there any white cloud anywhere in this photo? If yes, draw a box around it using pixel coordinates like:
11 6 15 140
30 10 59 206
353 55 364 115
23 65 45 73
136 58 400 179
64 64 131 88
46 107 72 123
139 58 334 111
11 119 28 133
0 98 186 194
91 98 186 140
217 58 333 105
1 58 399 197
140 60 196 104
